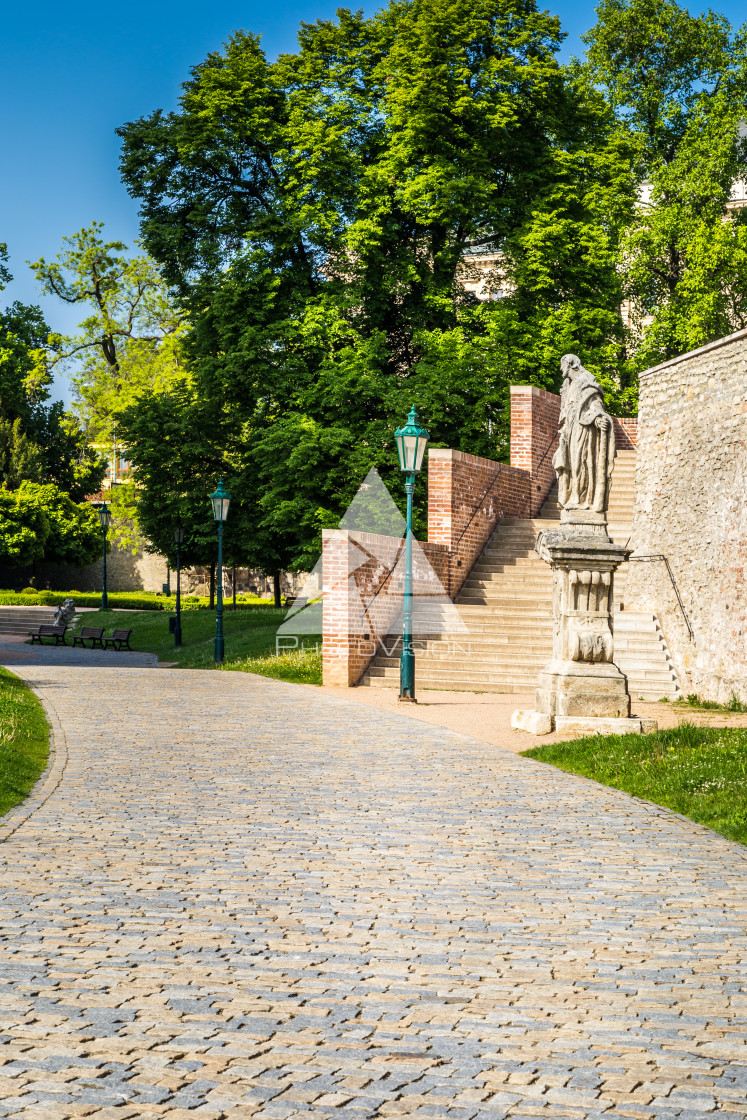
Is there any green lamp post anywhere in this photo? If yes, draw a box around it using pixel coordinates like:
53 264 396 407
394 406 430 702
173 525 184 647
210 479 231 663
97 503 112 610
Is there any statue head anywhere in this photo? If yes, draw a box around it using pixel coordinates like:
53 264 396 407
560 353 581 380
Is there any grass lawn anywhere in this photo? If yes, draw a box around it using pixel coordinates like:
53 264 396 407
68 607 323 684
0 667 50 818
522 722 747 845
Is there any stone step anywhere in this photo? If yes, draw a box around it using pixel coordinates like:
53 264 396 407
365 675 538 694
0 607 58 634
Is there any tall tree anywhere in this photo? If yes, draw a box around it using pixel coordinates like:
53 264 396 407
0 247 104 571
30 224 186 440
116 0 634 571
585 0 747 369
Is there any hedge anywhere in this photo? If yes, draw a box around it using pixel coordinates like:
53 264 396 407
0 590 277 612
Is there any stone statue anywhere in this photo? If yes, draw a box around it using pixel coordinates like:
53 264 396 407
53 598 76 627
553 354 615 515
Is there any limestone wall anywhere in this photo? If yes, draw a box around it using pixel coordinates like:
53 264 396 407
628 328 747 701
34 542 169 594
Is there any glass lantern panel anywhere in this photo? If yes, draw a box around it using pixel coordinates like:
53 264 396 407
394 431 406 470
413 434 427 470
402 434 418 471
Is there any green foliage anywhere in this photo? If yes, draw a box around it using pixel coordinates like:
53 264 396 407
0 418 44 487
585 0 747 370
0 589 269 609
0 667 50 819
114 383 230 569
30 223 186 441
0 486 51 566
33 405 106 502
19 483 101 566
0 300 51 425
0 245 106 572
117 0 634 571
523 721 747 845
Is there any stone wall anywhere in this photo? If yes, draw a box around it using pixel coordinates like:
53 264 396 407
8 541 304 600
627 327 747 701
25 542 169 594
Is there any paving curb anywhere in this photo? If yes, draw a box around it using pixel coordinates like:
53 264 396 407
0 680 68 843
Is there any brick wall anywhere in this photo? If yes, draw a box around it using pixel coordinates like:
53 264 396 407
427 449 530 597
509 386 561 516
321 528 449 686
627 327 747 701
615 417 638 448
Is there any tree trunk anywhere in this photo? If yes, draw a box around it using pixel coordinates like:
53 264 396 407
273 571 281 609
232 566 236 611
209 562 216 609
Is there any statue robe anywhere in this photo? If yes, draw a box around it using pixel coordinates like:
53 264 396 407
553 369 615 513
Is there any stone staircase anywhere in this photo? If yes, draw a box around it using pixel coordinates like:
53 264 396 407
362 450 682 700
0 606 58 635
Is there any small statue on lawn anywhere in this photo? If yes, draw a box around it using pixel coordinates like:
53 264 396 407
53 598 76 627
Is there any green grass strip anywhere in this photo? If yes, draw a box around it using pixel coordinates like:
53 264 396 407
522 722 747 846
0 667 51 818
67 607 322 681
221 646 322 685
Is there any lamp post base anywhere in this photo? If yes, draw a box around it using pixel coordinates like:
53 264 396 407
398 695 418 703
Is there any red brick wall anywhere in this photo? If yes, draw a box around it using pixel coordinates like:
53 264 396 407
616 417 638 448
321 528 449 686
509 385 561 515
427 449 530 597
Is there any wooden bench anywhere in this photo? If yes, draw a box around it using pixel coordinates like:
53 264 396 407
72 627 105 649
103 629 133 651
28 624 68 646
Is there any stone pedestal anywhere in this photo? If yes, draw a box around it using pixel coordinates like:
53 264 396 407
512 523 656 736
535 529 631 718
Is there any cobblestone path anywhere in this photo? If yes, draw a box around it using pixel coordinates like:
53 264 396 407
1 665 747 1120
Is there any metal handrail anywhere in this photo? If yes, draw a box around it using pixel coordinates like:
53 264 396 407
447 464 509 598
627 554 693 640
452 464 506 553
529 432 559 517
355 536 406 627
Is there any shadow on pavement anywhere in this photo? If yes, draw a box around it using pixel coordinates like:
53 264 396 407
0 637 160 669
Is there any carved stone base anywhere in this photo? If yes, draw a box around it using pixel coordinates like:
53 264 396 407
535 659 631 718
555 715 658 736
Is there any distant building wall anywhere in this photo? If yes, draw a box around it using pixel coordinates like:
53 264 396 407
33 540 169 593
627 327 747 701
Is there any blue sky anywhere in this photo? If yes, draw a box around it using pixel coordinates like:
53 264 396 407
1 0 744 405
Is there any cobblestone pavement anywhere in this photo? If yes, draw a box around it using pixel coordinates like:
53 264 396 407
0 640 158 669
1 665 747 1120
